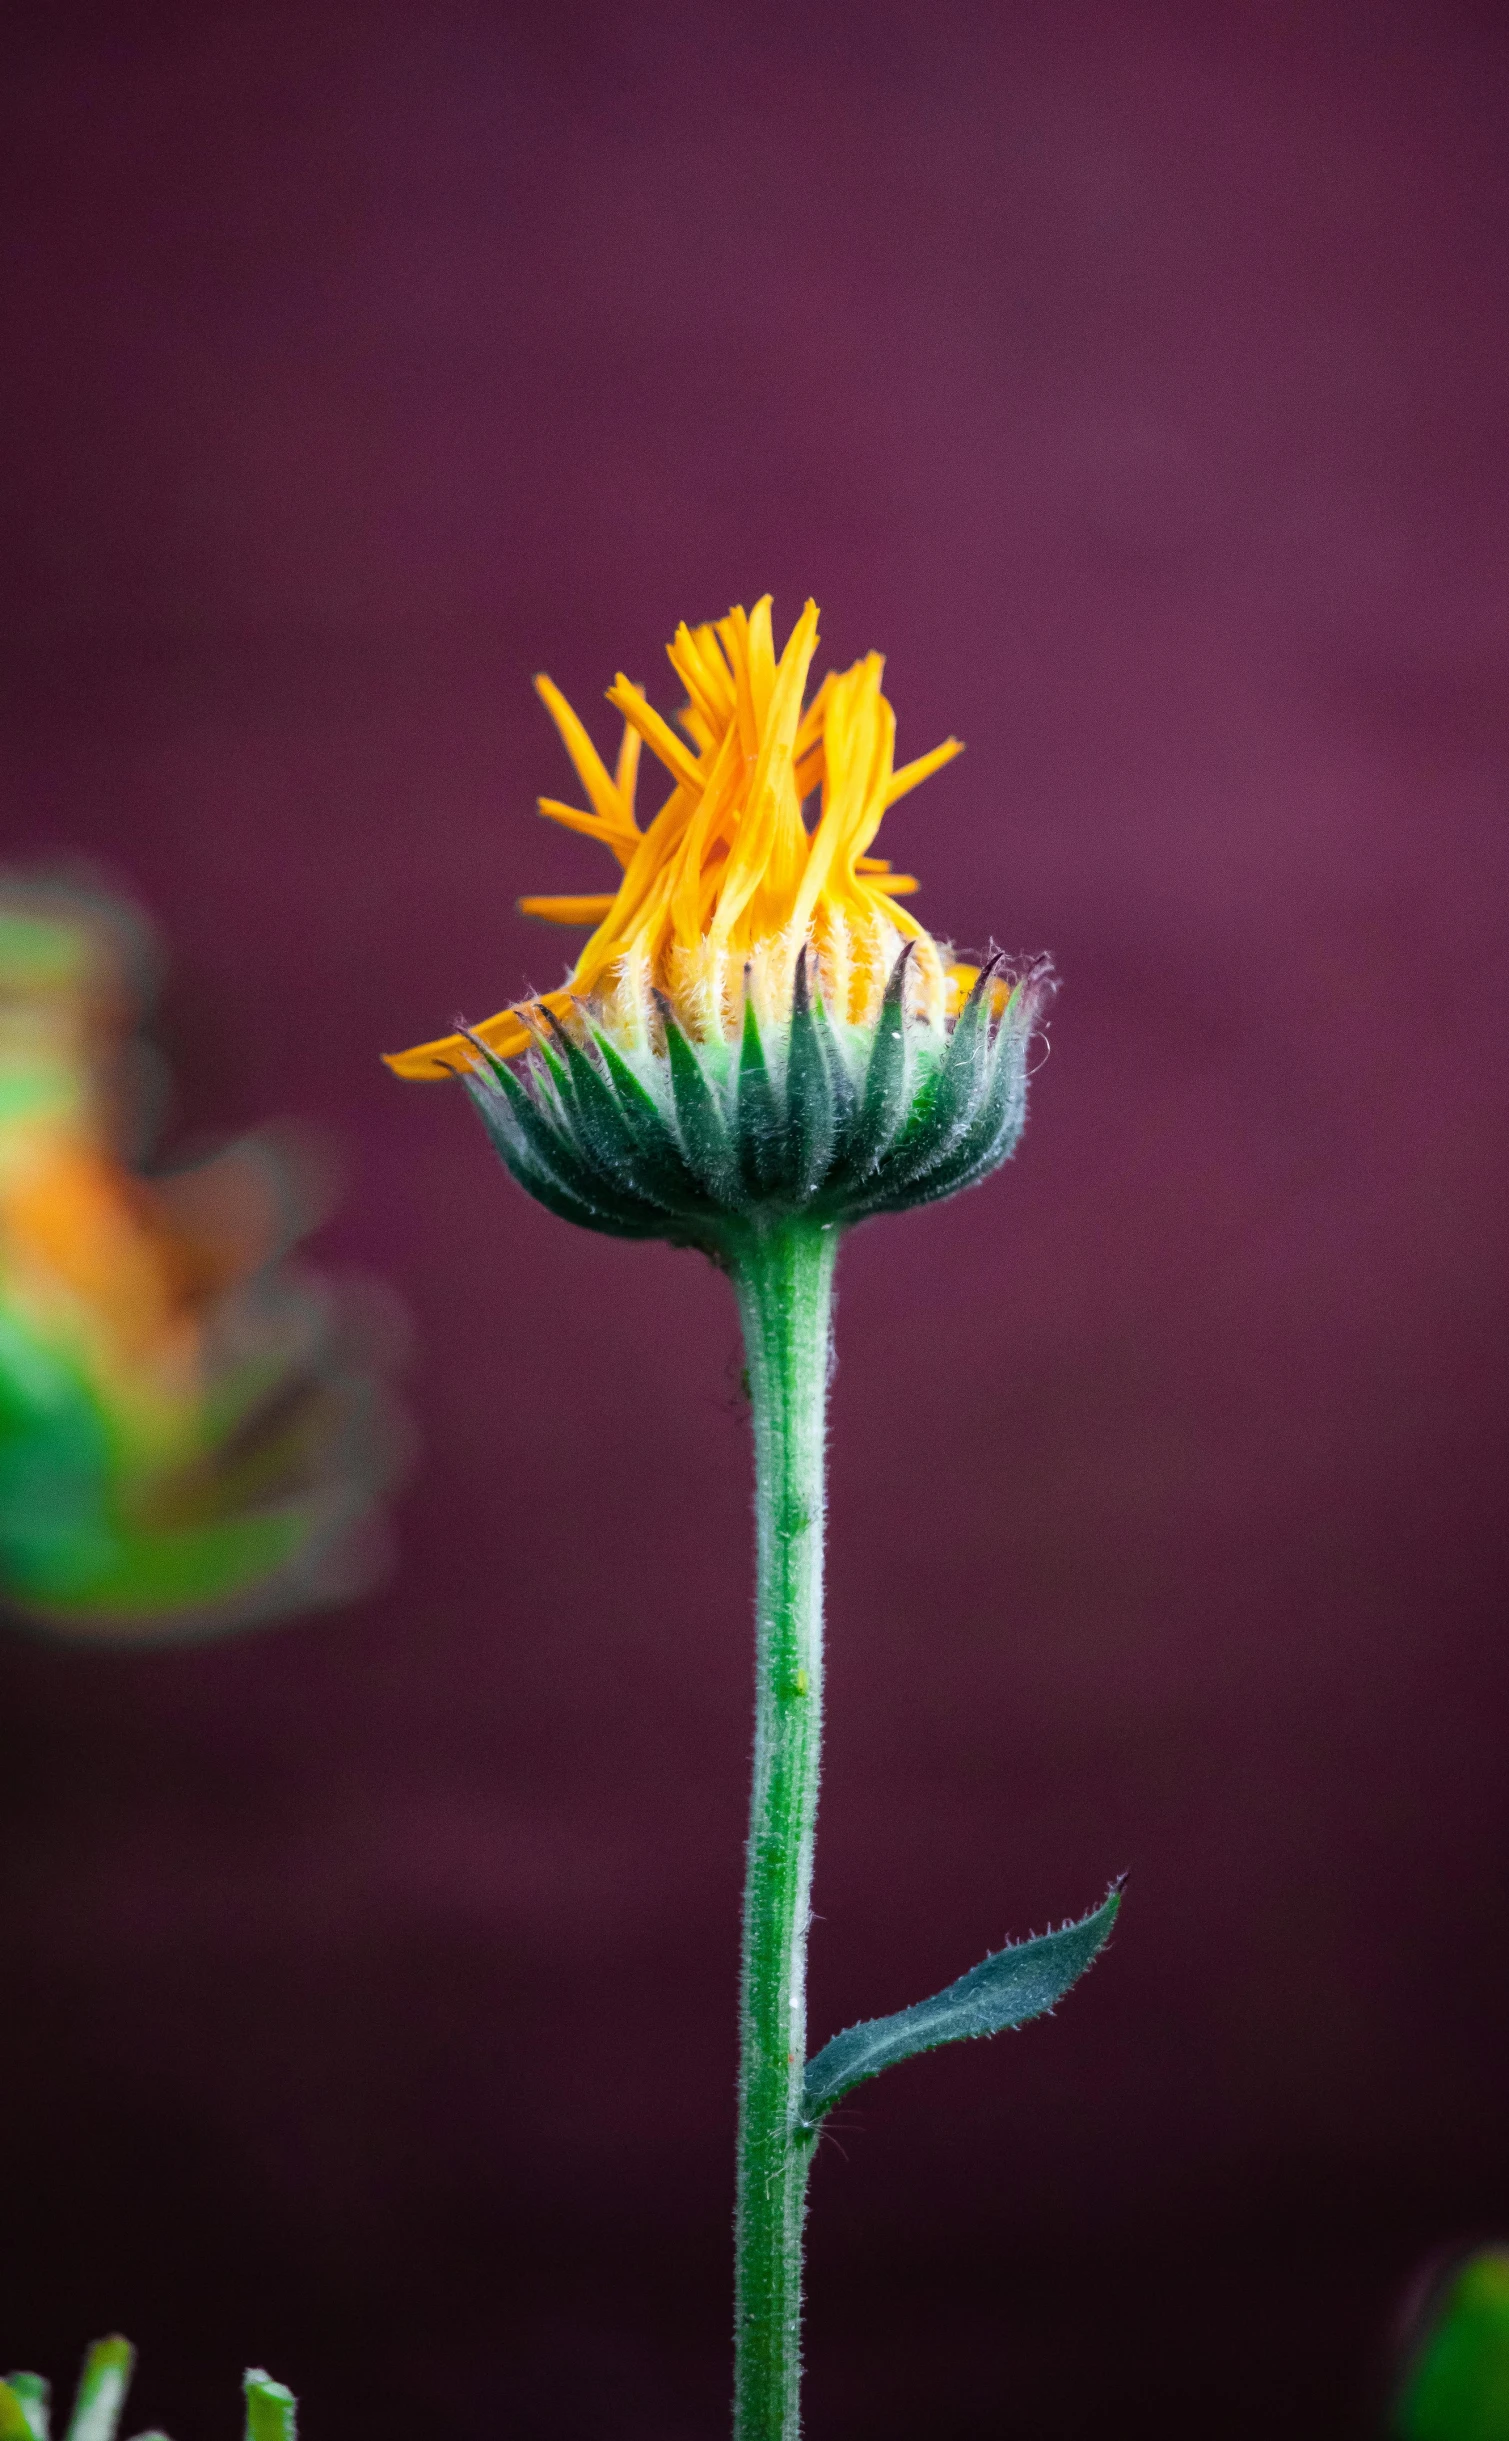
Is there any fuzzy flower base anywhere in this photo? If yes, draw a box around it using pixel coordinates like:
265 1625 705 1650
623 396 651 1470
461 940 1050 1252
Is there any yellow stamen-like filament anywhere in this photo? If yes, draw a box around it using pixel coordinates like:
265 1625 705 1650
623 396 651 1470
387 598 973 1079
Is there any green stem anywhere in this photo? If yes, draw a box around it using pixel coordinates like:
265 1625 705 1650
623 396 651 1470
728 1215 840 2441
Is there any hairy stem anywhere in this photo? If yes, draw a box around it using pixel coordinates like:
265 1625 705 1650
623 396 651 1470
729 1216 839 2441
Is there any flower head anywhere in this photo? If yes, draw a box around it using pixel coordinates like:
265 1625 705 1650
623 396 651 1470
387 598 1052 1246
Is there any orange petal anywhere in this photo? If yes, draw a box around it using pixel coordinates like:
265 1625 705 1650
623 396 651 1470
944 961 1010 1019
384 1006 533 1079
606 676 705 793
518 894 618 924
886 737 963 806
534 675 630 832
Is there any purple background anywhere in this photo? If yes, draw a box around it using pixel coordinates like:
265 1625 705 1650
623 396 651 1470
2 6 1507 2435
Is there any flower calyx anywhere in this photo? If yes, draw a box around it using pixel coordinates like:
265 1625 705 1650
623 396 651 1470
458 943 1053 1253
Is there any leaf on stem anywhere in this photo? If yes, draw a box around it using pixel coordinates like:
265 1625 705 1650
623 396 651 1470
802 1881 1123 2124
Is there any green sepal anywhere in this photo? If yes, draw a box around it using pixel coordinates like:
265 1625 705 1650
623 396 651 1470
591 1034 705 1213
867 1099 1020 1216
462 1026 671 1231
466 1075 662 1239
462 1036 615 1207
659 1003 740 1205
543 1016 666 1206
815 991 859 1165
242 2373 297 2441
1394 2248 1509 2441
64 2342 134 2441
883 954 1003 1193
786 951 836 1198
443 953 1053 1245
801 1881 1121 2124
849 943 914 1174
736 993 785 1194
867 1002 1030 1217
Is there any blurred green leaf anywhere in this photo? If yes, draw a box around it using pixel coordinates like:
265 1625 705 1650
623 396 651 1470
1396 2250 1509 2441
0 2376 50 2441
243 2372 296 2441
0 2385 41 2441
63 2342 133 2441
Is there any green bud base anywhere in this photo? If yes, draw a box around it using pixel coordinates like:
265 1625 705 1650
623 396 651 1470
459 944 1052 1254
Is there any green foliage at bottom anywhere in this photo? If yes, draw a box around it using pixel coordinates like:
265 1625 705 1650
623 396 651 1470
0 2341 295 2441
1395 2251 1509 2441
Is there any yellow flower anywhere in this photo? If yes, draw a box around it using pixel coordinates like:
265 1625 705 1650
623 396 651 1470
385 597 1049 1248
386 595 985 1078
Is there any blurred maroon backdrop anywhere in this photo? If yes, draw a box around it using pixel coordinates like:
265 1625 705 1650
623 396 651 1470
2 5 1506 2436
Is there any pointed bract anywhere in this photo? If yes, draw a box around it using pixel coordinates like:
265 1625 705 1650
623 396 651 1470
464 945 1051 1251
786 952 836 1200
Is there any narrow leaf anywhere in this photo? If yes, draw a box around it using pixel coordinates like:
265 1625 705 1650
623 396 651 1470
0 2387 41 2441
242 2373 297 2441
0 2379 49 2441
802 1883 1122 2123
64 2342 134 2441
